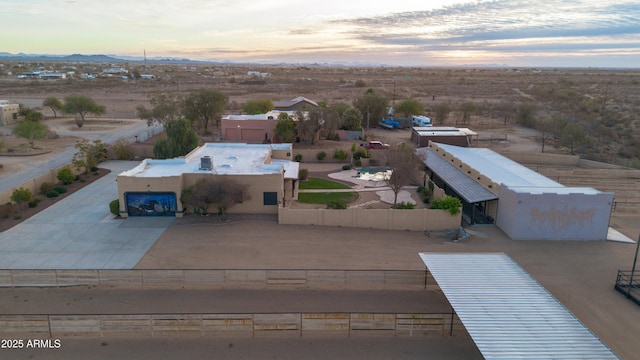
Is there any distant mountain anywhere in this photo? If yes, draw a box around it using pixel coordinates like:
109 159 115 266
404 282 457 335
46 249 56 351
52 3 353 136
0 52 205 64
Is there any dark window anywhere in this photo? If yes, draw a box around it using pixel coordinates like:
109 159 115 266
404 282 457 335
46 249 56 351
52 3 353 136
263 192 278 205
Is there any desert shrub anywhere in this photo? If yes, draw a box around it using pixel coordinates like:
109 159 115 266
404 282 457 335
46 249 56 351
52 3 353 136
28 197 42 208
353 147 368 160
333 149 348 160
46 190 60 198
294 154 303 162
298 168 309 181
316 151 327 161
0 203 14 219
40 182 55 194
430 196 462 215
342 164 351 170
57 167 75 185
109 199 120 217
54 186 67 194
326 199 347 209
13 214 22 220
11 188 33 205
355 79 366 87
89 166 99 172
417 186 425 193
395 202 415 209
111 138 133 160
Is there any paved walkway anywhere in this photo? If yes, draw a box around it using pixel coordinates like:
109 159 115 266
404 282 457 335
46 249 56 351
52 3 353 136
0 161 173 269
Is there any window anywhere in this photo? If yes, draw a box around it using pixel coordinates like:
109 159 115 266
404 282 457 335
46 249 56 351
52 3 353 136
263 192 278 205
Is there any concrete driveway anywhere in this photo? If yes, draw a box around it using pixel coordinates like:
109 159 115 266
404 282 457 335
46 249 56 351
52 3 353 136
0 161 173 269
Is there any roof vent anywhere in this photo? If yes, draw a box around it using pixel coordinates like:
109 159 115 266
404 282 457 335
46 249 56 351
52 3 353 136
200 156 212 170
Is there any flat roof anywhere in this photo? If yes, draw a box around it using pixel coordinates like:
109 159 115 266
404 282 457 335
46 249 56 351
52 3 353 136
420 253 619 360
418 148 498 203
436 143 565 187
119 143 293 178
414 127 477 137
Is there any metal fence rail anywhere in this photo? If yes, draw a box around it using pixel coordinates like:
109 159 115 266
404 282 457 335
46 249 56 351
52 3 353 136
0 269 433 290
0 312 462 338
614 270 640 305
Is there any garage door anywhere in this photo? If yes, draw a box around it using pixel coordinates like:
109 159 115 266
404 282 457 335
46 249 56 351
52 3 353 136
125 192 177 216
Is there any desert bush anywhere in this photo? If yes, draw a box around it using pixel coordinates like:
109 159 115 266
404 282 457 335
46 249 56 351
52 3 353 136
355 79 366 87
46 190 60 198
109 199 120 217
333 149 348 160
326 199 347 209
298 168 309 181
353 147 368 160
57 167 75 185
11 187 33 205
54 186 67 194
294 154 303 162
0 203 15 219
111 138 133 160
342 164 351 170
13 214 22 220
430 196 462 215
395 202 415 209
28 197 42 208
40 182 55 194
316 151 327 161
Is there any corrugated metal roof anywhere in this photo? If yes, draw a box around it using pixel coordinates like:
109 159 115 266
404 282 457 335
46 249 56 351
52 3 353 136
436 143 565 188
419 253 619 360
418 148 498 203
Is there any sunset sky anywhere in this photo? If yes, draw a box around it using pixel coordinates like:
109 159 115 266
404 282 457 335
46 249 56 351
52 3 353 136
2 0 639 67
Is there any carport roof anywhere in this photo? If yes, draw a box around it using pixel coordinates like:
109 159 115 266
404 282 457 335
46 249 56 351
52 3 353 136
419 253 619 360
419 148 498 203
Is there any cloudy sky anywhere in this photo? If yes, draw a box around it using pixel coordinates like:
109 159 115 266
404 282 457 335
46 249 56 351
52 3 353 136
3 0 639 67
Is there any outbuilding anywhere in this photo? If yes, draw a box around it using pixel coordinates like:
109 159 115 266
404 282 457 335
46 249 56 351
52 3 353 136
418 142 614 240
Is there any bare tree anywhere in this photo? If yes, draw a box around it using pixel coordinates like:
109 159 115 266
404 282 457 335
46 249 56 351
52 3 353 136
181 177 250 217
381 143 422 206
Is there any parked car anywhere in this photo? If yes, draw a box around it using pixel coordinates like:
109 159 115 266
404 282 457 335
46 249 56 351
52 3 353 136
361 140 390 149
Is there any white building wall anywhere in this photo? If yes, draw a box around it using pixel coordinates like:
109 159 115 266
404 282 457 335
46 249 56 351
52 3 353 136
496 187 614 241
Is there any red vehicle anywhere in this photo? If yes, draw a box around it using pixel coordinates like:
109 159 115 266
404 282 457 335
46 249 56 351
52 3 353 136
361 140 390 149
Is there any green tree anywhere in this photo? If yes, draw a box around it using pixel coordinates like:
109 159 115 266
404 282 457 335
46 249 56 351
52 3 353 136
19 107 44 122
57 166 75 185
560 122 589 155
11 188 33 206
459 101 477 125
43 97 63 118
242 99 274 114
382 143 422 206
395 99 423 118
63 95 106 128
140 92 183 126
13 120 48 147
153 118 199 159
72 139 107 174
273 113 296 143
353 89 389 128
516 103 537 128
182 89 228 132
341 108 363 131
432 102 451 125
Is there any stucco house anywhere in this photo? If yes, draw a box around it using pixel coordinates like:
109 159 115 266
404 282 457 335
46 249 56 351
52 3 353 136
0 101 21 126
220 110 304 142
273 96 318 112
116 143 299 217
